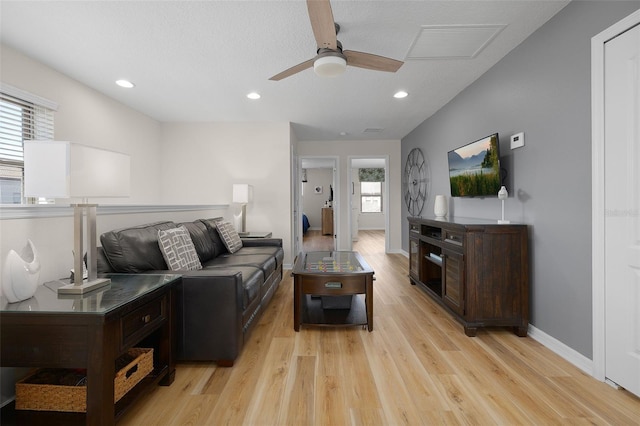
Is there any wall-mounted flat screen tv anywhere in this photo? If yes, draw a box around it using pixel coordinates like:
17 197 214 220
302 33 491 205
447 133 501 197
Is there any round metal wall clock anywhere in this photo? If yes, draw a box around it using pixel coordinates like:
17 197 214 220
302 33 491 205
404 147 429 216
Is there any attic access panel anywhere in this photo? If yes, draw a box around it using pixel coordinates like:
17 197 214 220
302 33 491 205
407 25 506 59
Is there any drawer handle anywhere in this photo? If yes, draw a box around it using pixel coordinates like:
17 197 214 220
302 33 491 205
141 314 151 324
325 282 342 289
125 364 139 378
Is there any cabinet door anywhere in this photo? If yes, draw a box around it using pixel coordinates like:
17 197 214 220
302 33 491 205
443 249 464 316
409 237 419 280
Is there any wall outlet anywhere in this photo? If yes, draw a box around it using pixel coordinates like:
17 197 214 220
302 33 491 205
510 132 525 149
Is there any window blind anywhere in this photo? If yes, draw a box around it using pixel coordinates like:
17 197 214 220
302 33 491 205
358 168 385 182
0 84 57 203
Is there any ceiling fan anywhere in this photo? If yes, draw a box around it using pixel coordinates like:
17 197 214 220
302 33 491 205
269 0 404 81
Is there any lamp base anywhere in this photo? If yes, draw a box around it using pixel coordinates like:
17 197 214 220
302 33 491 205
57 278 111 295
498 219 511 224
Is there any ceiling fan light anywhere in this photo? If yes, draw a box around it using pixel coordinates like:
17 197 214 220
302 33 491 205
314 55 347 78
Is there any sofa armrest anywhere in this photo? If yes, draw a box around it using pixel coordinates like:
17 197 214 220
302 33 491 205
241 238 283 248
175 269 244 362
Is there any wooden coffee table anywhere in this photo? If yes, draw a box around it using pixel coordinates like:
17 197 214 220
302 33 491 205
292 251 374 331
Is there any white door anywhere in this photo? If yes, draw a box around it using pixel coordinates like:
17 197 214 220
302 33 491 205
604 22 640 396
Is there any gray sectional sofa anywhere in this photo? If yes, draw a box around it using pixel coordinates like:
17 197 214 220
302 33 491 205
97 218 284 366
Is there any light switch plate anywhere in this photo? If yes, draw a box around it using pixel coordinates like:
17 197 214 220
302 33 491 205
511 132 525 149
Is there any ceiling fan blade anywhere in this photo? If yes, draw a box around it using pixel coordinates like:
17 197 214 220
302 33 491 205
343 50 404 73
269 58 316 81
307 0 337 50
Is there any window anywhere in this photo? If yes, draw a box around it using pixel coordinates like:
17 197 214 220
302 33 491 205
359 167 384 213
361 182 382 213
0 84 56 204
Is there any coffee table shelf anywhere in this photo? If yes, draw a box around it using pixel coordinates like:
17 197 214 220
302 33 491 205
301 294 368 327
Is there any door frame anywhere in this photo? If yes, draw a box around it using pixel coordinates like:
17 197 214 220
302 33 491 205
347 155 390 252
296 156 339 253
591 9 640 382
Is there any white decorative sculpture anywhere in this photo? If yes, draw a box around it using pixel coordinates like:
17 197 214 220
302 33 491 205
434 195 448 219
2 239 41 303
497 186 510 224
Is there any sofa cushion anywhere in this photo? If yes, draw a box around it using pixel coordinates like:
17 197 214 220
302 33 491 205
233 246 284 269
216 220 243 254
158 226 203 271
179 221 216 263
100 221 176 273
199 218 227 256
206 253 276 278
199 264 264 309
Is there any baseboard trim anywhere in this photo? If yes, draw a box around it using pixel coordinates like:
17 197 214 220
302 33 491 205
528 324 593 375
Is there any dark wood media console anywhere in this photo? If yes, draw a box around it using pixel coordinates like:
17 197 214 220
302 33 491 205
408 217 529 337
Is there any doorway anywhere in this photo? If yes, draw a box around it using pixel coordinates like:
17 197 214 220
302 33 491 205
298 157 337 253
348 156 389 255
592 10 640 396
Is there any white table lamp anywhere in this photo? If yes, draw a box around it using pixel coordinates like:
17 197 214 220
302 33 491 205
232 184 252 233
24 141 130 294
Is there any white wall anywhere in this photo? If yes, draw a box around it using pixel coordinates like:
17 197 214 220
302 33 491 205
0 43 172 284
0 44 294 404
0 44 162 204
302 168 333 229
159 122 293 264
297 140 402 252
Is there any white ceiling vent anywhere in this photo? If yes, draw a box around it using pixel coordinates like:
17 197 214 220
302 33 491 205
363 128 384 134
407 25 506 60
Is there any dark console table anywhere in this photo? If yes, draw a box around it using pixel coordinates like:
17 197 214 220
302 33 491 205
408 217 529 337
0 273 180 426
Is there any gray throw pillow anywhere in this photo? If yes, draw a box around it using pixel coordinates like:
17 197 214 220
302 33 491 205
216 221 243 254
158 226 203 271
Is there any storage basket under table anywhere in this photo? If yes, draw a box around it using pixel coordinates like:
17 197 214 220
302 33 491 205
15 347 153 412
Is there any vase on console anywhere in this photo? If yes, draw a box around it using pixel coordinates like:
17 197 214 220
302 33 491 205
434 195 448 219
2 239 41 303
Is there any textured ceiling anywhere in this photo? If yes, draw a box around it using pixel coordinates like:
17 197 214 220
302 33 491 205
0 1 570 141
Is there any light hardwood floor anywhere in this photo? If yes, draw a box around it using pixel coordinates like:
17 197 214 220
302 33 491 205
303 229 335 252
120 230 640 425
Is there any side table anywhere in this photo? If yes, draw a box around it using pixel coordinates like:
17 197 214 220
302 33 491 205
0 273 180 426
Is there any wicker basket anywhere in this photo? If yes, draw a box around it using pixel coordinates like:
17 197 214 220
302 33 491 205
16 348 153 412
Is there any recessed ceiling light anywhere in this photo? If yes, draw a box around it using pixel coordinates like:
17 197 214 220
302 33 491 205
340 132 348 136
115 79 135 88
394 91 408 99
247 92 261 100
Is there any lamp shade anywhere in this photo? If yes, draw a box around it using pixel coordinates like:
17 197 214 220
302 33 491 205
314 55 347 78
232 184 252 204
24 141 130 198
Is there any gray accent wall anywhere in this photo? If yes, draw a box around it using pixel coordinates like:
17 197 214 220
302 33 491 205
401 1 640 359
